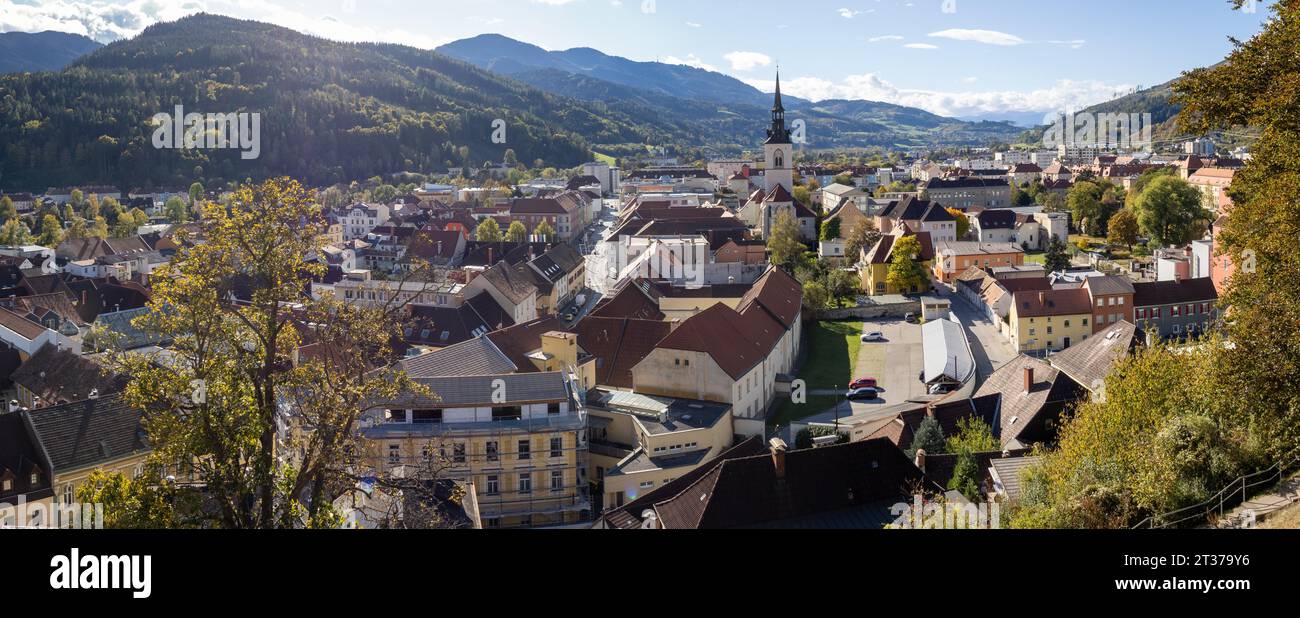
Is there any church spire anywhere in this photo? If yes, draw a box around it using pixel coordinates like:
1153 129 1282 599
773 69 784 112
765 69 791 145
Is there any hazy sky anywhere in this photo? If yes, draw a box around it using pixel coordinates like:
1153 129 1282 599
0 0 1276 117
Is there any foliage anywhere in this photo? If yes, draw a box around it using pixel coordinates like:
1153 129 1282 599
886 234 929 294
533 220 556 242
1010 340 1262 528
1106 208 1139 250
906 416 946 459
820 217 841 241
945 207 970 238
767 210 805 272
0 217 31 245
1129 175 1206 247
842 219 881 263
107 177 426 528
475 217 502 242
76 469 198 529
795 425 850 450
1043 236 1071 273
506 220 528 243
1174 0 1300 461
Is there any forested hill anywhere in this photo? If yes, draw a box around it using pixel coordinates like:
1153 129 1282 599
0 31 103 74
0 14 692 192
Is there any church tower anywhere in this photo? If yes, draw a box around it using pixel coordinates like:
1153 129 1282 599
763 70 794 194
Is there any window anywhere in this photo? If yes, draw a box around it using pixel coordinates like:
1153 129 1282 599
518 474 532 494
551 470 563 491
63 484 73 504
517 440 531 460
388 444 401 464
550 437 563 458
639 481 655 489
486 475 499 495
486 441 499 462
453 443 466 464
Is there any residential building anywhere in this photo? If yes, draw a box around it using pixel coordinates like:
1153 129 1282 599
362 359 590 528
932 241 1025 284
1007 288 1094 353
975 355 1086 449
463 261 539 324
922 177 1012 209
1082 275 1135 334
596 437 941 529
860 231 935 296
1132 278 1220 340
585 389 734 512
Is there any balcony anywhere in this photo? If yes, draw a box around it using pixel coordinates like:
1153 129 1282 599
363 411 587 439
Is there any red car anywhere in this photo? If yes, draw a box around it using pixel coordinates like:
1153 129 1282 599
849 378 878 390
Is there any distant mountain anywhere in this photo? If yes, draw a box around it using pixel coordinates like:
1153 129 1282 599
437 33 1022 151
0 16 1024 192
437 34 791 108
0 14 696 191
957 111 1050 128
0 31 102 74
1017 74 1188 145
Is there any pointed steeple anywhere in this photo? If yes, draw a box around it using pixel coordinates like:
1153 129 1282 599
765 69 791 145
773 69 784 112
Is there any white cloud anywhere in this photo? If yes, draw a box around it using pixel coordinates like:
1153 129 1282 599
0 0 450 49
0 0 205 43
742 73 1135 118
928 29 1025 46
904 43 939 50
723 51 772 71
685 21 702 28
867 35 903 43
837 8 874 18
663 53 716 72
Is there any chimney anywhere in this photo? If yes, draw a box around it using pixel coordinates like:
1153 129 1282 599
1023 366 1034 394
769 437 788 479
914 449 927 473
487 247 494 265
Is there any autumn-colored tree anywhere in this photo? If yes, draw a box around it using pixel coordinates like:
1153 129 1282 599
945 207 970 239
506 220 528 243
0 218 32 246
37 214 63 246
475 217 502 242
533 220 556 242
1011 340 1259 528
767 210 805 271
1106 208 1139 252
842 219 881 263
886 234 929 294
1174 0 1300 459
106 177 430 528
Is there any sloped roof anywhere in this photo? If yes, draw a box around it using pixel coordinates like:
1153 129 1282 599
478 262 538 306
11 344 126 405
651 438 938 529
23 394 147 473
1132 277 1218 307
573 316 672 389
398 337 517 378
1049 320 1142 390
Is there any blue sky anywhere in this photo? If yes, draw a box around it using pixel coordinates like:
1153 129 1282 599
0 0 1275 117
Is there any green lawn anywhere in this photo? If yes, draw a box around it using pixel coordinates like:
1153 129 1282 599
1024 252 1046 265
772 320 863 427
592 152 617 166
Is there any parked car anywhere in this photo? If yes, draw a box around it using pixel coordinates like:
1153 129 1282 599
904 313 918 324
849 378 878 390
845 388 879 401
928 383 956 395
861 331 886 342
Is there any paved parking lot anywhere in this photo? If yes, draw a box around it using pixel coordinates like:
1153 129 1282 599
854 318 928 403
802 318 927 424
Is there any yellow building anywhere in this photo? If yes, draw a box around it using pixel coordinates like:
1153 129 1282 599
2 394 149 528
585 390 734 512
362 327 597 528
1008 288 1094 353
860 231 935 295
932 241 1026 284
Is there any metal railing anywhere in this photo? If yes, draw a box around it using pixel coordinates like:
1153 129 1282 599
1133 447 1300 529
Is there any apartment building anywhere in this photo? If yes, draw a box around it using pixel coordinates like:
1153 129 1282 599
1008 288 1094 353
932 241 1025 284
